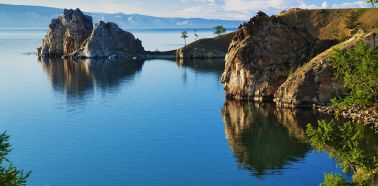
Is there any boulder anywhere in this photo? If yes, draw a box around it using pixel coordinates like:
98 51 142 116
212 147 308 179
221 12 321 101
38 8 93 57
72 21 144 58
274 32 376 107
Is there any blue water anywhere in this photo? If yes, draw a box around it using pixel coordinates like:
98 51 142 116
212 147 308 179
0 29 352 186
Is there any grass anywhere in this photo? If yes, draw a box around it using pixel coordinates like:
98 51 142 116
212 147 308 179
280 8 378 40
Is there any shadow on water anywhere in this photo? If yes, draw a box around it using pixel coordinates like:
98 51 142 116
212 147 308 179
38 57 145 102
176 58 225 76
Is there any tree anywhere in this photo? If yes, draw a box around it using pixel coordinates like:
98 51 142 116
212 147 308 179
193 29 199 41
181 30 189 47
367 0 377 8
330 42 378 108
0 132 31 185
214 26 226 36
345 11 362 30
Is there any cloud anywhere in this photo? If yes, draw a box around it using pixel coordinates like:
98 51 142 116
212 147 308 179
297 0 327 9
224 0 288 11
332 1 369 8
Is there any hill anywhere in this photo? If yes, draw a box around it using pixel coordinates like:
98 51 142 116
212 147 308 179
280 8 378 40
0 3 242 28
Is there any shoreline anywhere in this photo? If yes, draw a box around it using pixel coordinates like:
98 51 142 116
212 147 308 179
313 104 378 132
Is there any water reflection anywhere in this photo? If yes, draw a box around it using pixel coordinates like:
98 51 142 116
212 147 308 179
176 58 225 76
39 57 145 101
221 101 311 177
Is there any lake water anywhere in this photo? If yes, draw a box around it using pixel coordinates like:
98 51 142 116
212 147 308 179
0 28 374 186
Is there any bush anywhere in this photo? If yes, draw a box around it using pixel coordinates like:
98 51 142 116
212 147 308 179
321 173 351 186
345 12 362 30
330 42 378 108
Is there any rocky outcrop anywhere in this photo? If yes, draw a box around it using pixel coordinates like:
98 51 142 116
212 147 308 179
274 32 377 107
38 9 144 59
38 8 93 57
176 32 235 60
221 12 332 101
70 21 144 58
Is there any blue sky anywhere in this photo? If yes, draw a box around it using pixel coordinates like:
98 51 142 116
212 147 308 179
0 0 371 20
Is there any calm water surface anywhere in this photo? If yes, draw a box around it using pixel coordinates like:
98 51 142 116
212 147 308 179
0 29 373 186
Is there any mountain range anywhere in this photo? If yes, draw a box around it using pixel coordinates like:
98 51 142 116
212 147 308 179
0 3 243 28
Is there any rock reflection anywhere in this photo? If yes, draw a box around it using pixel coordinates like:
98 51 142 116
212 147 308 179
176 58 225 76
39 57 144 100
221 101 311 177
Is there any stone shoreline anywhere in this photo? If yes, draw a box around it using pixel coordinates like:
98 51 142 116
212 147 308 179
313 104 378 132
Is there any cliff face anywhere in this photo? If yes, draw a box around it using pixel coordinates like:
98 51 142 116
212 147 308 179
38 9 93 57
221 12 331 101
274 32 378 107
71 21 144 58
38 9 144 59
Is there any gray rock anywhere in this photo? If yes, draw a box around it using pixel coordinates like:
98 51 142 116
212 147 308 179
75 21 144 58
38 8 93 57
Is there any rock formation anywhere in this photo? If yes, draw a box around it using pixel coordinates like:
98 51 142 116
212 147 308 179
221 12 329 101
38 8 93 57
274 31 377 107
38 9 144 59
176 32 235 60
70 21 144 58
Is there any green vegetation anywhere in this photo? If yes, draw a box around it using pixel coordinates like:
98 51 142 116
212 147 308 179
307 120 378 186
329 42 378 108
321 174 351 186
345 12 362 30
214 26 226 36
0 132 30 186
181 30 189 47
367 0 377 8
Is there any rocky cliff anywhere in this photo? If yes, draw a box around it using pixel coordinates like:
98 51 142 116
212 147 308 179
38 9 144 59
274 31 378 107
70 21 144 58
220 12 334 101
38 8 93 57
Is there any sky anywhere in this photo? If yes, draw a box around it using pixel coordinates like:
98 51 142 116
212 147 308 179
0 0 372 20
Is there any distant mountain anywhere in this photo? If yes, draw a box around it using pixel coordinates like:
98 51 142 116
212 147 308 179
0 3 243 28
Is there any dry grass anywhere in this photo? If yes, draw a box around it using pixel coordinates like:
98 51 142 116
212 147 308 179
280 8 378 40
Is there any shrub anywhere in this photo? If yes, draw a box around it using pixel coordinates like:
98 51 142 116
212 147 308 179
330 42 378 108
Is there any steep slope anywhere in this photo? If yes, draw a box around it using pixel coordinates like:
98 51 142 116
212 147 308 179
280 8 378 40
274 31 377 107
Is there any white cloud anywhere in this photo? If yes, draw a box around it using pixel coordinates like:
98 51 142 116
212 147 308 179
297 0 327 9
332 1 369 8
224 0 288 11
